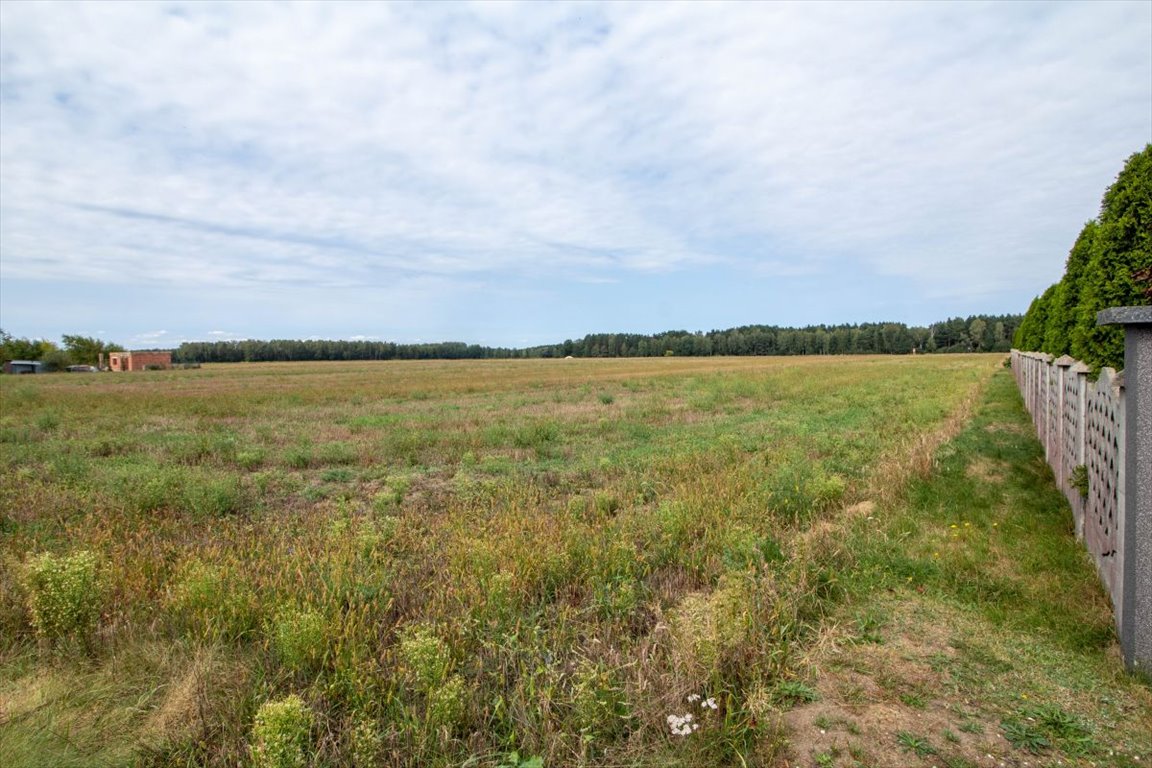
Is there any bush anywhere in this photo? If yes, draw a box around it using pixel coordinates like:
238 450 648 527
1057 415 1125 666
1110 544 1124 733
398 623 452 691
251 694 312 768
22 550 103 640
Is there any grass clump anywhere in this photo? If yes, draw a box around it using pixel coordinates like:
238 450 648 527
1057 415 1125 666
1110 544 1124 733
169 560 259 643
269 605 327 674
22 549 103 641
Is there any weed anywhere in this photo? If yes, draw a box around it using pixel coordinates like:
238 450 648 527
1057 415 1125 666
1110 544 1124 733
896 731 935 757
398 623 452 691
169 560 259 643
318 441 358 466
321 468 354 483
184 475 249 516
773 680 820 707
22 549 103 641
236 448 266 471
346 716 382 768
1001 718 1051 753
853 610 886 644
269 605 327 674
900 692 927 709
497 752 544 768
251 694 312 768
1068 464 1089 499
284 442 313 469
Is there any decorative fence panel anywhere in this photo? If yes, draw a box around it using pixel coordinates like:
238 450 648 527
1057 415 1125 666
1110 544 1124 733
1012 350 1124 618
1012 304 1151 676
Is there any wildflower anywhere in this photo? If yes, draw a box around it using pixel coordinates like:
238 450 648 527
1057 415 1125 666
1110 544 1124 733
667 712 698 736
702 697 718 710
686 693 701 703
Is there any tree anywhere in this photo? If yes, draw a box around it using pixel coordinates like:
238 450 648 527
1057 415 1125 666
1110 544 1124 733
1043 222 1097 358
1072 145 1152 370
61 335 125 367
1 329 52 364
1014 287 1056 352
968 318 987 351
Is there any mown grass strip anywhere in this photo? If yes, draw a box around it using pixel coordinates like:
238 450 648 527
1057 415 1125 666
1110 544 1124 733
781 368 1152 767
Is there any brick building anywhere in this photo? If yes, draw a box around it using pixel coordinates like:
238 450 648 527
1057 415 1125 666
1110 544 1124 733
107 350 172 372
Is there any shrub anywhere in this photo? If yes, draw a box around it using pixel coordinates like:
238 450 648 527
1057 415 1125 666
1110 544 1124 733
251 694 312 768
426 674 466 730
347 715 382 768
22 550 103 640
398 623 452 691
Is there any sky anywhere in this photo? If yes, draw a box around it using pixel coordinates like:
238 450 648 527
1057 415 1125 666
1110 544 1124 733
1 1 1150 349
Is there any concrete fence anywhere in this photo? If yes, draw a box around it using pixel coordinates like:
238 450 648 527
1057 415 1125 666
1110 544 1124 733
1010 306 1151 674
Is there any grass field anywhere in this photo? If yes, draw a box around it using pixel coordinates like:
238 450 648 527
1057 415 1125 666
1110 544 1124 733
1 355 1148 767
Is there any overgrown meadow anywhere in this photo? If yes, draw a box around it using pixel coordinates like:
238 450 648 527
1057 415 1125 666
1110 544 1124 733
0 355 999 767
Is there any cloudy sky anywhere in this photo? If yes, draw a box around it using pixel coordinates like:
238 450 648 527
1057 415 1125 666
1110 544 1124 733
1 1 1149 349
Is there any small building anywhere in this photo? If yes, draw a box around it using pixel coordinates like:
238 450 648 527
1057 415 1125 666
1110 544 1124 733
3 360 42 374
108 350 172 372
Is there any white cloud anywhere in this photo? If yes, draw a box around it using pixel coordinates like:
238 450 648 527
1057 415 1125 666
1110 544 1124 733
0 1 1149 341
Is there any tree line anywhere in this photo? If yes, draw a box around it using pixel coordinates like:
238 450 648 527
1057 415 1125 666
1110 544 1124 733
3 316 1021 369
1014 145 1152 371
0 331 124 371
161 315 1020 364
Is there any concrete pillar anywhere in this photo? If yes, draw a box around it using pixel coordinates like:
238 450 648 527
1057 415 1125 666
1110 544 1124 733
1054 356 1075 488
1098 306 1152 675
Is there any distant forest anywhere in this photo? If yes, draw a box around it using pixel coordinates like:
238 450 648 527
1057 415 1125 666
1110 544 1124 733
171 314 1022 364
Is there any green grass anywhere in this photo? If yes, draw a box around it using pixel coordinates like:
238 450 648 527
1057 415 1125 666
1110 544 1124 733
780 368 1152 767
4 355 1145 768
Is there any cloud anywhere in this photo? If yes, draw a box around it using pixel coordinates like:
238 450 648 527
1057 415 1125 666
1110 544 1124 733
0 1 1149 343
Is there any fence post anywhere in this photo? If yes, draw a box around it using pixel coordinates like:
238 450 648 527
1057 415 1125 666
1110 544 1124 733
1054 356 1074 489
1098 307 1152 674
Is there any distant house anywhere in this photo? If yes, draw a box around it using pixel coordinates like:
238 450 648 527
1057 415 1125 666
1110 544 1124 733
108 350 172 371
3 360 42 374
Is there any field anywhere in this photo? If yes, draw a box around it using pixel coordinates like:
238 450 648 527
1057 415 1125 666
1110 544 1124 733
1 355 1149 767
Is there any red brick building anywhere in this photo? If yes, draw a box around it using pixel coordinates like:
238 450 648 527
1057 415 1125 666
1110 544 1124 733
107 351 172 371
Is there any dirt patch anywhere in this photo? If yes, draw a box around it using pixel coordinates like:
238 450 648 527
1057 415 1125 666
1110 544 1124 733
984 422 1027 435
778 604 1022 767
966 457 1008 484
842 501 876 520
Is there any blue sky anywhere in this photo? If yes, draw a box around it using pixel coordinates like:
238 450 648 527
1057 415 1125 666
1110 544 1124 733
1 1 1150 349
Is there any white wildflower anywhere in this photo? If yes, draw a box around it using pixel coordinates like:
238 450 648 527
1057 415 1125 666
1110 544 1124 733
667 712 696 736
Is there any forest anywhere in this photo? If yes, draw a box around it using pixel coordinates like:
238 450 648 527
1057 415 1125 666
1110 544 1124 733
163 315 1020 364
